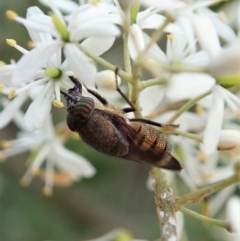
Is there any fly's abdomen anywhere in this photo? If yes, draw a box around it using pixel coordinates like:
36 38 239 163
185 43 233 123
67 96 94 131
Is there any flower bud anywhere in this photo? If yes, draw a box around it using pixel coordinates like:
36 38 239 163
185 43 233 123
95 70 121 90
217 130 240 154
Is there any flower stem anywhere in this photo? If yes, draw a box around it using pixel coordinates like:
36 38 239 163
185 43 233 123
177 173 240 207
77 44 132 83
167 90 212 124
139 77 168 90
180 207 232 232
153 168 178 241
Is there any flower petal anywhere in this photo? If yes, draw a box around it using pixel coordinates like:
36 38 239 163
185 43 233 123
12 41 62 84
202 86 224 156
193 15 221 58
166 73 215 101
81 37 115 56
64 43 96 86
24 82 54 131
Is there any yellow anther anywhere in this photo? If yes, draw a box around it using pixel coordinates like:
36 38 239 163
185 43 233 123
218 11 228 23
27 41 35 49
52 171 73 187
198 152 206 162
237 110 240 120
42 187 53 197
20 177 31 187
6 10 18 20
0 152 6 162
90 0 99 5
0 140 11 149
0 61 6 67
195 104 204 115
71 132 80 140
8 89 16 99
203 173 213 182
167 34 174 40
0 84 5 92
31 167 39 175
6 39 17 47
53 100 64 108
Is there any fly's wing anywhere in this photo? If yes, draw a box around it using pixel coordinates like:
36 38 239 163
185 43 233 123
116 120 182 171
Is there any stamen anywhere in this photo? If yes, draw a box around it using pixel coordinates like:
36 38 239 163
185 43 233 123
0 84 5 91
42 186 53 197
167 34 174 40
195 104 204 115
6 38 17 47
8 89 16 99
0 61 6 66
27 41 35 49
0 140 11 149
6 10 18 20
53 100 64 108
31 167 39 175
198 152 206 162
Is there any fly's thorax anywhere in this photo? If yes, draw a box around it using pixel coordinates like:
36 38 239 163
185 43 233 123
66 96 94 132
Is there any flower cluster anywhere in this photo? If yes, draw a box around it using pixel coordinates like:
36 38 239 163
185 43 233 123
0 0 240 240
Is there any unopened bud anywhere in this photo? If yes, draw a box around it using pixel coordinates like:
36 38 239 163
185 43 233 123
217 130 240 154
96 70 121 90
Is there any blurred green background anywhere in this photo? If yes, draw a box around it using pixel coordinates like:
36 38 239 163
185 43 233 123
0 1 237 241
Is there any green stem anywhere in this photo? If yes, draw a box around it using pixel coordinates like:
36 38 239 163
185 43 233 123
153 168 178 241
177 173 240 207
139 77 168 90
167 90 212 124
77 44 132 83
173 130 202 142
123 33 132 74
180 207 232 232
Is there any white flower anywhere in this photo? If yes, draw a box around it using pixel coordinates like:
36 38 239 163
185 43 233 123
226 196 240 233
9 2 120 86
1 116 95 195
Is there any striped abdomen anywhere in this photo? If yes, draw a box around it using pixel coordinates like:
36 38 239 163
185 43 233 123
67 96 94 132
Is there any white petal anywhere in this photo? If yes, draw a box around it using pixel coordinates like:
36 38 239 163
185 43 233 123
226 196 240 233
54 141 96 178
24 82 54 131
81 37 115 56
166 73 215 101
128 24 145 60
39 0 78 13
64 43 96 86
202 86 224 156
142 32 168 64
193 15 221 58
208 43 240 77
0 95 27 128
71 21 120 41
140 85 165 116
12 41 62 84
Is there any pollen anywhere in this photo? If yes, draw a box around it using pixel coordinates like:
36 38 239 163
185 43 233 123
195 104 204 115
0 152 6 162
27 41 35 49
218 11 228 23
20 177 30 187
52 171 73 187
6 10 18 20
237 110 240 120
53 99 64 108
0 84 5 92
8 89 16 99
0 61 6 67
90 0 99 5
167 34 174 40
31 167 39 175
198 152 206 162
0 140 11 149
42 186 53 197
6 39 17 47
203 173 213 182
